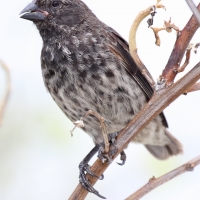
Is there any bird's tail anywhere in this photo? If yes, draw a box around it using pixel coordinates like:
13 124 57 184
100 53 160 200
145 130 183 160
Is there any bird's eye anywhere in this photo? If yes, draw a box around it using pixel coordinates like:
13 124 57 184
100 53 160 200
52 1 60 7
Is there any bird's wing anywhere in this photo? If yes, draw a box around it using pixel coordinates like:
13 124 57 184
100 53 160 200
107 29 168 128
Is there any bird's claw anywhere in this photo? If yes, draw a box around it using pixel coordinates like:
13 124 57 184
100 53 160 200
117 150 127 166
79 161 99 178
79 161 106 199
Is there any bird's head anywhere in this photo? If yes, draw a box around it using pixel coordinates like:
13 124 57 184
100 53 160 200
20 0 88 29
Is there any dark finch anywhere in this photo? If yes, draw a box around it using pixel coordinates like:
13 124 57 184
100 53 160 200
20 0 182 198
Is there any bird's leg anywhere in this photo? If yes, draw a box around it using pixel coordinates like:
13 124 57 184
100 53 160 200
79 133 127 198
79 144 106 199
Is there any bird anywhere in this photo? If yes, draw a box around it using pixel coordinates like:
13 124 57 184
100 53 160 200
20 0 183 198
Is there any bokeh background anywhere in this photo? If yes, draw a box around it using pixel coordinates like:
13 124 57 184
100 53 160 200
0 0 200 199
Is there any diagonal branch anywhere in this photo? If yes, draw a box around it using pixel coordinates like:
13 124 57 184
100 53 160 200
126 155 200 200
0 60 11 126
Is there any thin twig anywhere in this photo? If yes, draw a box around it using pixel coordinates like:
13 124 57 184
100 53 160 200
177 47 191 73
150 18 180 46
186 0 200 25
129 3 161 86
150 27 165 46
0 60 11 126
126 155 200 200
174 41 200 74
188 42 200 54
69 62 200 200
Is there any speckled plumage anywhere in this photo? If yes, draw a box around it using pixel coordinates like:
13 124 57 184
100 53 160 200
30 0 182 159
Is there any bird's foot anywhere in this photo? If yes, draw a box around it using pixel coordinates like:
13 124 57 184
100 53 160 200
79 160 106 199
78 145 106 199
78 132 127 199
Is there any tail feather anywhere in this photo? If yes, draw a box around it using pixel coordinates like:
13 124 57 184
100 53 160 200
145 130 183 160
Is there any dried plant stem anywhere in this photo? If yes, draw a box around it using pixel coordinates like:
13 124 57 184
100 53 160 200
150 27 165 46
129 5 156 86
129 0 167 86
71 110 110 153
0 60 11 126
126 155 200 200
150 18 180 46
177 48 191 73
129 5 154 53
83 110 110 153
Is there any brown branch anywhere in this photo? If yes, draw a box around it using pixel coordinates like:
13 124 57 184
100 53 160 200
0 60 11 126
160 3 200 86
69 62 200 200
126 155 200 200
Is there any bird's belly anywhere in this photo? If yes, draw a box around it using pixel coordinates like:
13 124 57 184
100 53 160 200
45 71 150 144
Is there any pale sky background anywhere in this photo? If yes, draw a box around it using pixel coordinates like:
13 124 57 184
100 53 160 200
0 0 200 200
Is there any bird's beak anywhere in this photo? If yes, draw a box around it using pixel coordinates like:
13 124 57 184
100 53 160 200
20 1 48 21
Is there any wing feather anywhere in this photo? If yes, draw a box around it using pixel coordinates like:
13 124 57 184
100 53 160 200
107 29 168 128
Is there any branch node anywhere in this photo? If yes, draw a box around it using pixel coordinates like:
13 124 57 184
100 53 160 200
155 76 167 90
148 176 156 183
187 163 195 171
